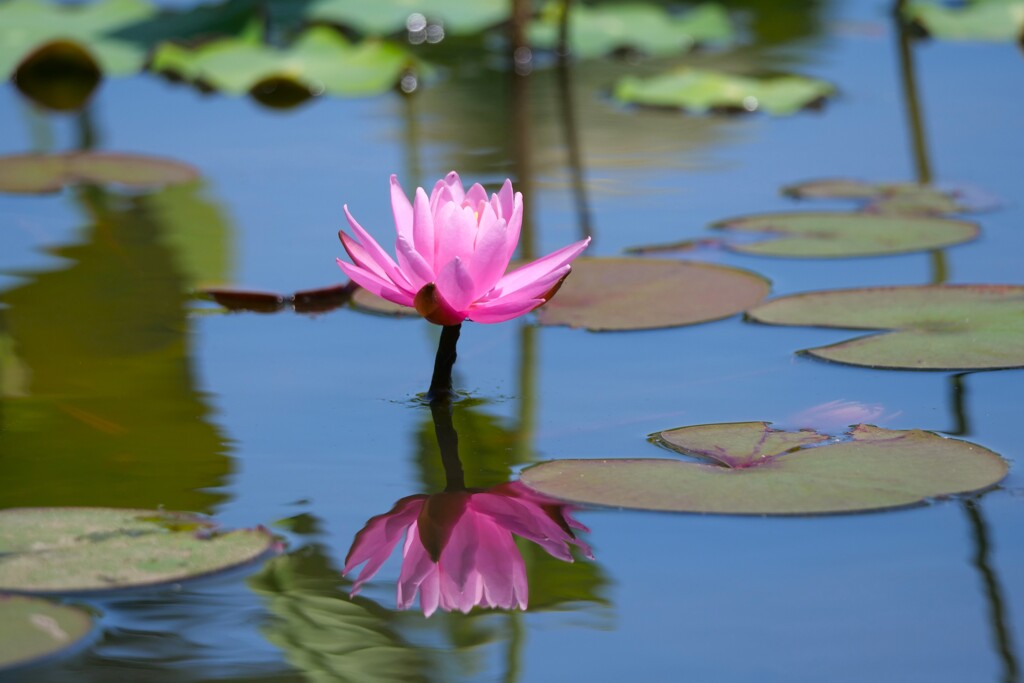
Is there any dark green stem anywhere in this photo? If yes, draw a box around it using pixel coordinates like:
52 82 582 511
430 399 465 491
947 372 971 436
427 324 461 403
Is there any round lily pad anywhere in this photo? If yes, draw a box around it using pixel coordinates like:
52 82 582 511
747 285 1024 370
520 423 1008 515
782 179 981 215
0 153 199 194
0 595 94 672
0 508 277 593
536 257 770 331
614 68 835 115
709 212 978 258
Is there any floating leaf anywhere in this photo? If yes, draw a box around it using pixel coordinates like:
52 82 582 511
0 595 94 672
614 68 835 115
708 212 978 258
529 2 733 59
305 0 508 36
782 179 981 215
520 423 1008 515
747 285 1024 370
903 0 1024 41
0 508 276 593
536 257 770 331
197 284 356 314
0 153 198 194
151 25 421 100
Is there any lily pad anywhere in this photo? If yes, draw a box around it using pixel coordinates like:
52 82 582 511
747 285 1024 370
903 0 1024 41
528 2 734 59
708 212 978 258
0 595 94 672
614 68 835 115
536 257 770 331
520 423 1008 515
782 179 979 215
305 0 509 36
0 153 199 194
150 25 420 100
0 0 156 79
0 508 277 593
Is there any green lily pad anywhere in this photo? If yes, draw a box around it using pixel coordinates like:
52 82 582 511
0 595 94 672
536 257 770 331
782 179 979 215
520 423 1008 515
903 0 1024 41
305 0 509 36
707 212 978 258
528 2 734 59
614 67 835 115
151 25 420 100
0 508 277 593
0 153 199 194
0 0 156 79
747 285 1024 370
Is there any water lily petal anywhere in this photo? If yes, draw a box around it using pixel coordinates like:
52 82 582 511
441 171 465 204
337 258 414 307
435 256 477 314
344 495 426 594
471 493 575 561
390 174 414 246
468 218 510 295
467 297 545 324
395 235 434 290
465 182 488 210
338 229 388 280
343 206 413 291
412 187 435 270
492 238 590 299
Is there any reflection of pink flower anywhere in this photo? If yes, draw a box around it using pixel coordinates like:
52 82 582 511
343 482 592 616
788 400 900 433
337 172 590 325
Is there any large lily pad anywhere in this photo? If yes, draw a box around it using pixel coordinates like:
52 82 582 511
747 285 1024 370
536 257 770 331
305 0 509 36
0 595 94 672
151 25 420 101
0 508 277 593
708 212 978 258
614 68 835 115
782 179 988 215
903 0 1024 41
520 423 1008 515
528 2 734 59
0 153 199 194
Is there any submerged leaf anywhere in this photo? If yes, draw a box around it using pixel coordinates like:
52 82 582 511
536 257 770 331
0 595 94 672
614 68 835 115
0 508 276 593
0 153 198 194
529 2 734 59
520 423 1008 514
708 212 978 258
747 285 1024 370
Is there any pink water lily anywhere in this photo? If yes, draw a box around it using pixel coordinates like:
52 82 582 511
337 172 590 325
343 482 592 616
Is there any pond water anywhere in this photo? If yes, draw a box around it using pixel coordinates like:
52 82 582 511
1 0 1022 681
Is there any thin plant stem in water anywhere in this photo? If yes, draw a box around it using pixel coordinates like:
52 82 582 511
430 398 465 491
427 323 461 403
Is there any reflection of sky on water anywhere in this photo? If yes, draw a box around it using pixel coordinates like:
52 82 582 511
0 0 1022 679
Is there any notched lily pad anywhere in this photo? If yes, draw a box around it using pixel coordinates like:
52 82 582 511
0 507 278 593
747 285 1024 370
0 153 199 194
707 212 978 258
902 0 1024 41
782 179 988 215
150 25 422 101
0 595 94 672
520 423 1008 515
614 68 835 115
536 257 770 331
529 2 734 59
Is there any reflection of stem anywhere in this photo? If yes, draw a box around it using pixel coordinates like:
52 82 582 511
401 88 423 190
555 32 593 243
502 610 524 683
947 372 971 436
963 498 1020 683
430 399 466 491
511 70 535 260
557 0 573 56
428 324 461 402
514 324 537 463
76 105 98 151
510 0 530 57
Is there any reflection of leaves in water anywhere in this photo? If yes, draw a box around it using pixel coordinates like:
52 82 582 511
0 186 231 511
248 545 429 683
518 541 610 611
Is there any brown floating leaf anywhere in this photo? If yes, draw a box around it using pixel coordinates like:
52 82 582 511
0 153 199 194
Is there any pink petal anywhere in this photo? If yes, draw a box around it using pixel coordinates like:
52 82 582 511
441 171 465 204
464 182 488 209
468 218 511 296
389 175 414 246
471 517 521 609
343 496 425 594
471 493 575 562
496 179 515 219
338 230 387 280
435 205 479 270
500 192 524 266
491 237 590 299
434 257 477 314
412 187 435 271
397 523 438 611
395 235 434 290
343 206 413 291
467 297 545 324
337 259 414 307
